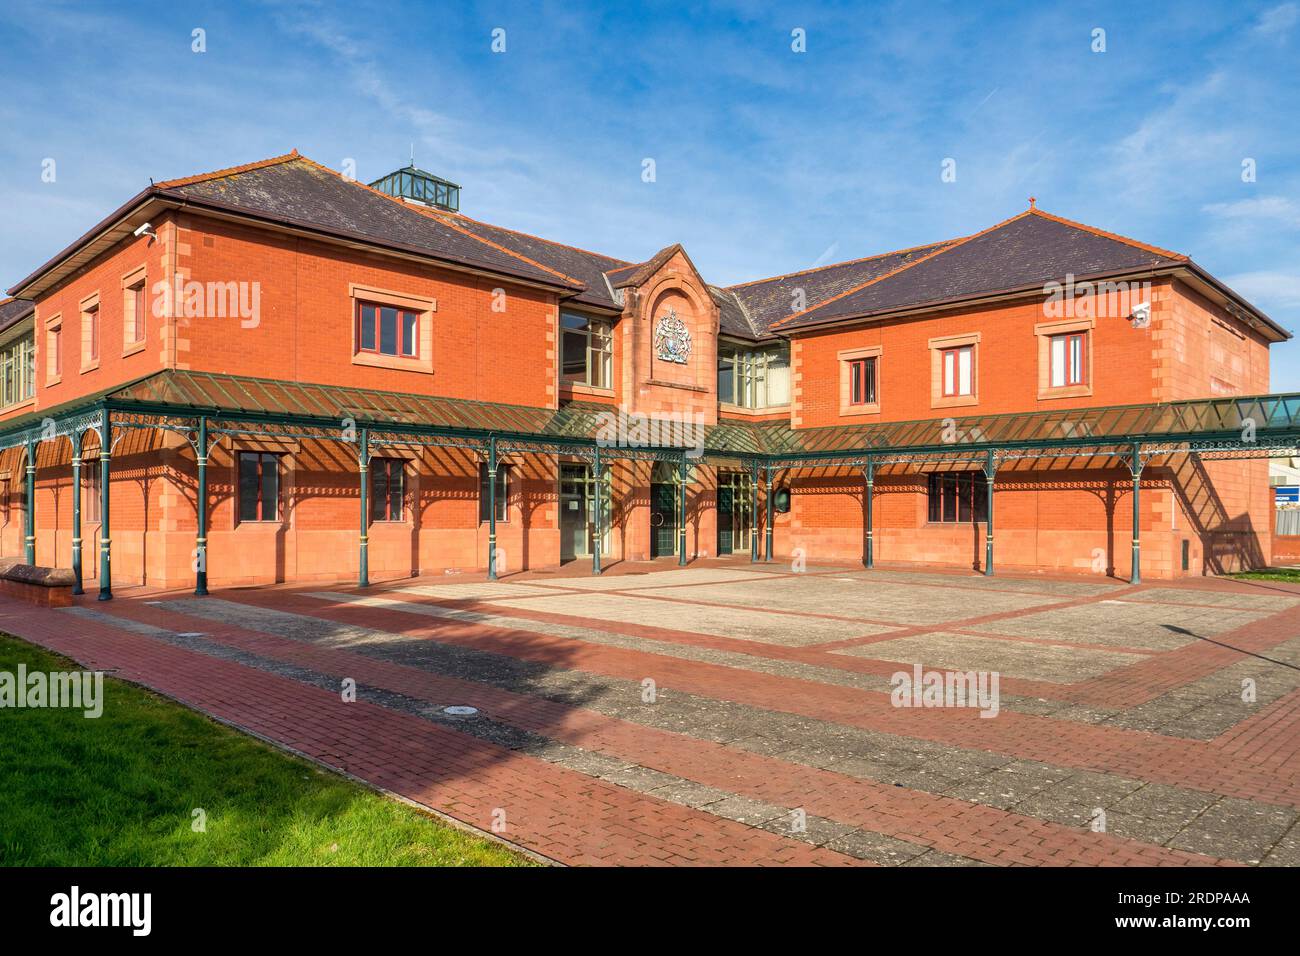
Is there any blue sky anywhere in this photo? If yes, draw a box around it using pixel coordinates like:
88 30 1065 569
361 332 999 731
3 0 1299 385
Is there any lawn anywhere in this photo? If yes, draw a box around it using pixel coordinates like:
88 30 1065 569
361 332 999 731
0 633 532 866
1229 567 1300 583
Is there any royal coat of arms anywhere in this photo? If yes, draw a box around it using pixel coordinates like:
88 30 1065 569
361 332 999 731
654 307 692 364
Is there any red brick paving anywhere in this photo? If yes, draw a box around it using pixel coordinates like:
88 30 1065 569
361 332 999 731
86 596 1235 867
239 588 1300 808
0 599 857 867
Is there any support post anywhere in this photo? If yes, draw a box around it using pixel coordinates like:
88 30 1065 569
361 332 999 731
749 463 759 563
764 467 775 563
97 411 112 601
487 436 498 581
983 449 997 578
71 433 83 595
358 427 370 588
23 439 35 564
1130 443 1143 585
864 456 875 569
591 448 603 576
194 417 209 595
677 453 688 567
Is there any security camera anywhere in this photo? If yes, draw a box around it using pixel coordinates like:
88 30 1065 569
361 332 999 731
1129 302 1151 328
133 222 157 240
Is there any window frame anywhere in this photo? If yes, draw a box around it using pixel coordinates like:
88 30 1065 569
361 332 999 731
926 472 989 524
79 293 100 372
560 311 613 390
1035 318 1094 400
237 451 282 524
369 457 406 523
83 457 102 524
1049 331 1088 388
941 344 974 398
849 356 877 406
838 345 882 416
478 461 510 524
355 301 420 360
348 284 435 374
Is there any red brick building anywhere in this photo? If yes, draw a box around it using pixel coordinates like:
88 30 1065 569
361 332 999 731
0 152 1290 594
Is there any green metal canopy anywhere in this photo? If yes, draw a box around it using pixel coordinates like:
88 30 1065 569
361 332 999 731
2 369 1299 464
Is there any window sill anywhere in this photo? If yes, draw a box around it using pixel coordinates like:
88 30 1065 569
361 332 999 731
122 340 146 358
562 382 614 397
719 403 791 417
1037 384 1093 400
45 375 62 387
353 351 433 374
839 402 881 417
0 397 36 415
645 378 708 393
235 520 287 530
79 360 100 375
932 393 978 409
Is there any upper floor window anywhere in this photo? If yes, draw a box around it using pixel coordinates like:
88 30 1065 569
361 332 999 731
82 300 100 366
125 279 146 345
1049 332 1087 387
849 356 877 406
46 321 62 381
238 452 282 523
561 312 612 389
0 335 35 407
719 344 790 408
370 457 405 522
941 345 974 397
357 302 419 358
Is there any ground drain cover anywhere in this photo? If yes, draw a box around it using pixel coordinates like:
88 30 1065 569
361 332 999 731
443 706 479 716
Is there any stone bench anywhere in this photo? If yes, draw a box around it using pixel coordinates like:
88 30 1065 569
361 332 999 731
0 558 77 607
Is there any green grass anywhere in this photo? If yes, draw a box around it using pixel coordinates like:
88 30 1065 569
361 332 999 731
0 633 532 866
1228 567 1300 583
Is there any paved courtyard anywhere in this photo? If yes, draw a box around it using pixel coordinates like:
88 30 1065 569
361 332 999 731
4 560 1300 866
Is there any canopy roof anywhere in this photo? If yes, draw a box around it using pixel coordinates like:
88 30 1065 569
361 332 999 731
1 370 1297 465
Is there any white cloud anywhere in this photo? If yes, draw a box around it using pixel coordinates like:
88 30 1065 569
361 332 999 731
1253 3 1299 37
1222 269 1300 312
1202 196 1300 228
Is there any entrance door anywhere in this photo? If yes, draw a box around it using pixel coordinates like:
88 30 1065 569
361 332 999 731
560 463 610 562
717 485 735 554
560 464 590 562
649 481 677 558
716 472 752 555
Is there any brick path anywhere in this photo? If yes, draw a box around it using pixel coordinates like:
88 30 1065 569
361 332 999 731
3 561 1298 866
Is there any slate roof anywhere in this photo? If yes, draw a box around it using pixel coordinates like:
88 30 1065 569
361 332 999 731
8 151 1283 343
155 153 583 292
773 210 1188 330
443 212 629 310
0 297 34 335
726 241 955 336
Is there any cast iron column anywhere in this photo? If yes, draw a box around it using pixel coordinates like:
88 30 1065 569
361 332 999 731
764 467 775 562
864 456 875 569
194 417 209 596
591 448 603 576
358 428 370 588
677 454 688 566
23 439 35 564
983 449 996 578
1130 443 1143 585
97 411 112 601
486 436 498 581
71 433 83 595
